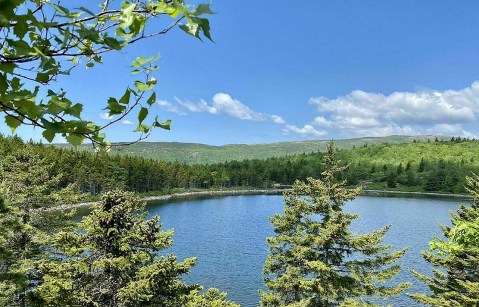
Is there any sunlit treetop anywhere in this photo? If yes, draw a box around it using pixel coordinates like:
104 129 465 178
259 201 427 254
0 0 212 150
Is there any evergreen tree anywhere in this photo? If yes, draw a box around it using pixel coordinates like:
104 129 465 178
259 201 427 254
410 174 479 306
0 148 80 306
418 158 426 172
386 172 397 188
405 161 412 171
261 143 409 306
30 190 237 307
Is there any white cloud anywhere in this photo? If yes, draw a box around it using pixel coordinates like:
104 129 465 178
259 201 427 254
270 115 286 124
99 113 113 120
307 81 479 137
175 97 217 114
173 93 285 123
427 124 476 138
282 124 327 138
121 120 133 125
211 93 265 120
349 125 416 137
158 100 186 115
312 116 332 128
333 116 382 129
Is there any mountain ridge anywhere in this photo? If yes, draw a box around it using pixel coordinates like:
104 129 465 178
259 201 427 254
54 135 450 164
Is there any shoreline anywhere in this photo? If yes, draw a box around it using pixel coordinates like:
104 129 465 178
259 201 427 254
40 188 471 212
361 189 471 199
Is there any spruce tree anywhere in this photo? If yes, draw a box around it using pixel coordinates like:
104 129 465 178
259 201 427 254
0 148 80 306
410 174 479 306
261 142 410 306
30 190 237 307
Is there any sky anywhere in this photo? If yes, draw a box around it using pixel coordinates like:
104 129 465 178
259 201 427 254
9 1 479 145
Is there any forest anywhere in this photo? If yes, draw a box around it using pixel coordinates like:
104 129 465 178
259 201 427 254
1 135 476 198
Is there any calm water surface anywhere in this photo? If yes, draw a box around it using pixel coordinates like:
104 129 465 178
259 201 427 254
146 194 468 307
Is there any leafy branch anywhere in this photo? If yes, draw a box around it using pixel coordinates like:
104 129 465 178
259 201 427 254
0 0 213 149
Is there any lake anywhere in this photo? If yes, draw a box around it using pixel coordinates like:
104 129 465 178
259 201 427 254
145 193 469 307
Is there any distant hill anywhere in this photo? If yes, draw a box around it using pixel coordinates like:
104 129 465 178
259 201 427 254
55 135 449 164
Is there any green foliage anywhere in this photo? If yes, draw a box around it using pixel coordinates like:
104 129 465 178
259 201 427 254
1 135 478 202
0 0 212 149
261 143 410 306
30 190 237 306
58 135 445 164
410 174 479 306
0 147 80 306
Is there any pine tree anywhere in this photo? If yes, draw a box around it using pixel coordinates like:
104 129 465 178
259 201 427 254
0 148 80 306
410 174 479 306
260 142 410 307
30 190 237 307
387 172 397 188
418 158 426 172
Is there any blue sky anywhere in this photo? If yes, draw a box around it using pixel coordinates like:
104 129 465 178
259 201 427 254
10 1 479 145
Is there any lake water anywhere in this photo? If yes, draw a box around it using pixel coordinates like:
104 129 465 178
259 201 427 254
145 194 469 307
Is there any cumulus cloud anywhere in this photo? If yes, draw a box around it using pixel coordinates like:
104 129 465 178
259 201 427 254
312 116 332 128
121 120 133 125
169 93 284 125
211 93 266 120
282 124 327 138
307 81 479 137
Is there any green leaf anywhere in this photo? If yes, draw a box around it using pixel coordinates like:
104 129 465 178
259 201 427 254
146 77 157 86
134 123 150 133
78 6 96 16
0 73 8 92
147 92 156 106
5 115 22 132
180 17 213 41
194 4 214 15
0 62 16 74
138 107 148 123
86 62 94 68
132 56 147 67
134 81 154 92
50 3 70 16
68 103 83 118
36 72 50 83
66 134 84 146
32 46 46 58
198 18 213 41
49 95 71 111
165 6 180 18
116 27 132 39
13 15 29 39
77 28 102 43
119 89 131 105
179 23 199 38
42 129 56 143
104 37 124 50
62 27 71 47
154 118 171 130
105 97 126 115
122 2 137 15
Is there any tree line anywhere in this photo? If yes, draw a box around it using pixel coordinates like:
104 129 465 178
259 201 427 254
1 135 477 198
